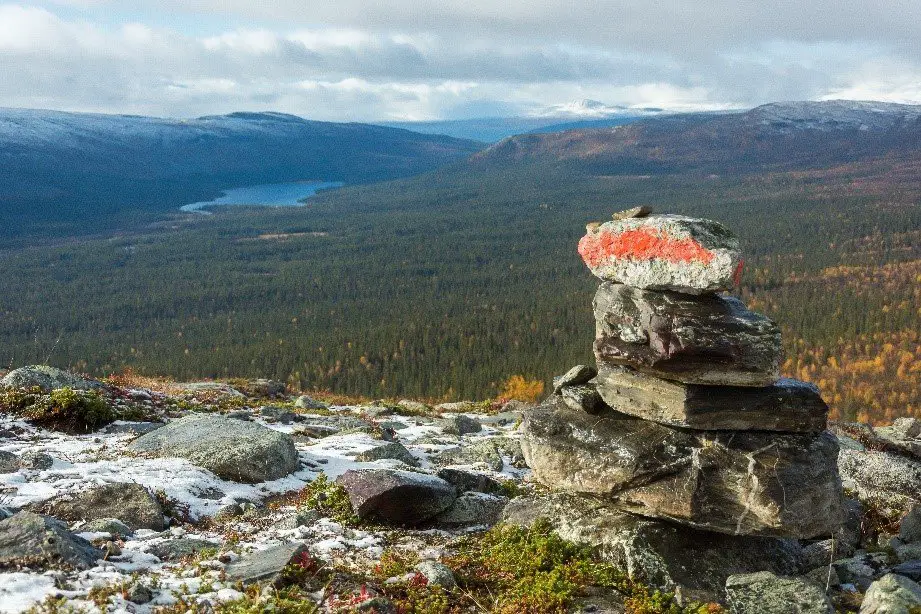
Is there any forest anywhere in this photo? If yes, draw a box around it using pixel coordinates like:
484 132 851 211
2 151 920 424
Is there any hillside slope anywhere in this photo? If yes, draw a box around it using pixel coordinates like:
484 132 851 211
0 108 482 238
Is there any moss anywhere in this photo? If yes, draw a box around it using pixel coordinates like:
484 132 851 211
294 473 358 526
1 386 115 433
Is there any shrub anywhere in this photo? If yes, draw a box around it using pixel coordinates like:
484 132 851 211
1 386 115 434
499 375 545 403
294 474 358 525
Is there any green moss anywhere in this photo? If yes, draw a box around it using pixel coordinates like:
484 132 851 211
296 473 358 526
1 386 115 433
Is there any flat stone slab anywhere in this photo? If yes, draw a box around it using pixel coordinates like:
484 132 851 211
593 282 781 386
503 493 803 604
520 398 844 538
725 571 833 614
40 482 166 531
225 542 309 585
595 365 828 432
578 214 743 294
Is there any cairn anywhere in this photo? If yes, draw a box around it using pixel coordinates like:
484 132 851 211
521 210 844 539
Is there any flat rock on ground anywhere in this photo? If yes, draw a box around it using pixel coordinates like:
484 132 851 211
593 282 781 386
520 397 844 538
0 512 101 570
127 413 299 483
429 492 508 528
725 571 833 614
595 364 828 432
860 573 921 614
337 469 456 526
577 214 743 294
40 482 165 531
503 493 803 604
838 448 921 508
225 542 310 585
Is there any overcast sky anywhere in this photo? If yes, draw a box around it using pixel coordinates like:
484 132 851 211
2 1 920 121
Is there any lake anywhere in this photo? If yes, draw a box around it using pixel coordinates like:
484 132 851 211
180 181 343 214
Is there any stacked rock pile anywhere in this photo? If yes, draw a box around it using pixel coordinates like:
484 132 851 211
522 210 845 539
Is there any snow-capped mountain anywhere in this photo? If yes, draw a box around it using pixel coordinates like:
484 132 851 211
533 99 651 119
750 100 921 133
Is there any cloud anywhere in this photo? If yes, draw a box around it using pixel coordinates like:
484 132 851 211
2 2 921 120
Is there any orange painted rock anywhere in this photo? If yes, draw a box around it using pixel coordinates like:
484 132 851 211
578 214 743 294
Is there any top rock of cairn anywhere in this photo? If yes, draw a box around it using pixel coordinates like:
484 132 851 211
578 210 743 295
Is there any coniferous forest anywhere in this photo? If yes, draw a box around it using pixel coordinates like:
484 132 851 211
2 150 920 424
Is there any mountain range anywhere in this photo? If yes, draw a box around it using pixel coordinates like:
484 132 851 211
0 108 481 238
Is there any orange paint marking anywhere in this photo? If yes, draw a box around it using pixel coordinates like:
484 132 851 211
578 228 715 268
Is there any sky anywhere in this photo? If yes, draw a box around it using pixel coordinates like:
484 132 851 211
1 1 920 122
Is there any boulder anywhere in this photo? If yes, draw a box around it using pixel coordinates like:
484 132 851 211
560 384 604 414
833 552 890 591
433 439 504 471
103 421 165 436
413 561 456 588
860 573 921 614
595 365 828 432
224 542 309 585
19 451 53 471
82 518 133 537
0 512 101 570
577 214 743 294
891 560 921 583
520 398 844 538
149 538 217 562
294 395 328 410
355 442 420 467
593 283 781 386
725 571 833 614
503 493 803 604
430 492 508 528
838 448 921 508
0 365 103 393
900 506 921 544
40 483 165 531
0 451 19 473
336 469 456 526
436 468 507 496
127 414 299 483
552 365 597 394
439 414 482 436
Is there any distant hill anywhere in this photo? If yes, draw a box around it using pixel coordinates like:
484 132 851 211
0 108 482 238
471 100 921 173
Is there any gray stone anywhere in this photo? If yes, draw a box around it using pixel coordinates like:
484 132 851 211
0 512 101 570
801 538 855 572
0 365 104 393
103 422 165 436
578 214 743 294
0 451 19 473
552 365 597 394
179 382 244 397
413 561 456 588
436 468 506 496
259 406 298 424
127 414 299 483
225 410 253 421
126 582 153 604
594 283 781 387
896 544 921 564
520 398 844 538
860 573 921 614
503 493 803 604
225 542 309 586
838 448 921 508
480 409 526 426
19 451 53 471
276 509 320 530
430 492 507 528
293 424 339 439
888 418 921 440
833 552 890 592
725 571 833 614
355 442 420 467
611 205 652 221
440 414 482 436
892 560 921 583
595 365 827 432
561 384 605 414
294 395 328 410
433 439 504 471
247 379 287 398
336 469 456 526
801 566 841 589
42 483 165 531
148 538 216 561
82 518 133 537
213 503 244 521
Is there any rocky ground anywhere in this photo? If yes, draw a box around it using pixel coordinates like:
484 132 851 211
2 365 921 613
